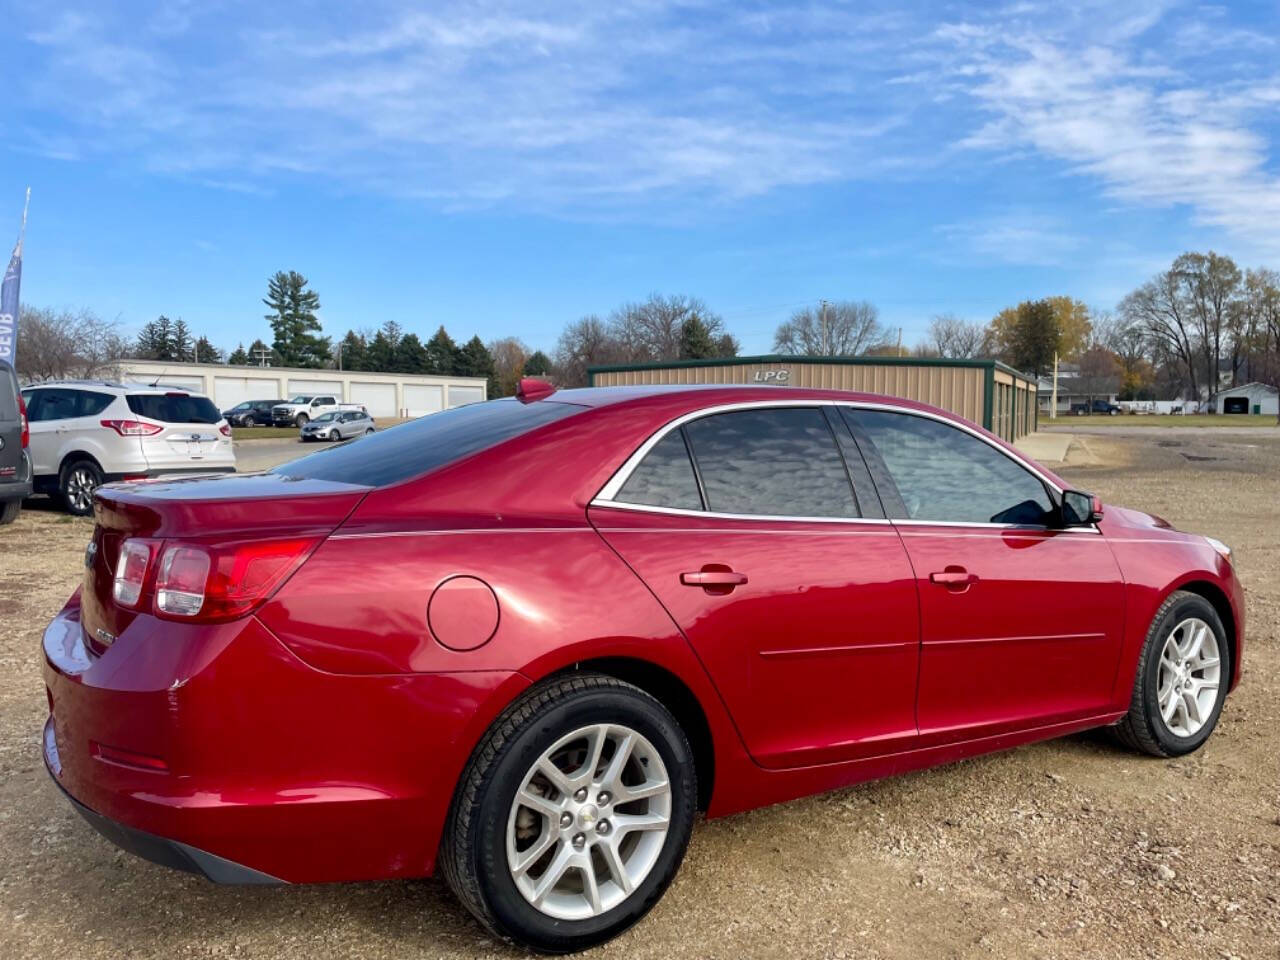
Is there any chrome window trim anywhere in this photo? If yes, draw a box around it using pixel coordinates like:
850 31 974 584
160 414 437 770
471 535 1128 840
595 396 1065 492
589 498 891 525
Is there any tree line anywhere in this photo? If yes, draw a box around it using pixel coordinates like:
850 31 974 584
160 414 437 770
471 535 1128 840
12 255 1280 416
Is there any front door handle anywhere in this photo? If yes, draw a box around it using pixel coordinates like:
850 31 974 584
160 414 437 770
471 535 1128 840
929 567 977 590
680 567 748 594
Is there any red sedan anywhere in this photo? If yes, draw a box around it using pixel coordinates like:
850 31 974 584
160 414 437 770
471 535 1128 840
42 382 1244 952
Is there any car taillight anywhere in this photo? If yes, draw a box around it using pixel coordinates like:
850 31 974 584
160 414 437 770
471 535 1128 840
113 539 157 607
153 538 319 621
18 394 28 448
101 419 164 437
219 424 232 437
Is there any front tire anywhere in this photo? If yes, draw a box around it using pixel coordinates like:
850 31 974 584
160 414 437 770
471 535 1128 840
441 674 697 953
59 458 103 517
295 414 309 427
1114 591 1230 757
242 415 256 427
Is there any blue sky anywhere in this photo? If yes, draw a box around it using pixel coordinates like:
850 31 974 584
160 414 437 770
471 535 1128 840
2 1 1279 356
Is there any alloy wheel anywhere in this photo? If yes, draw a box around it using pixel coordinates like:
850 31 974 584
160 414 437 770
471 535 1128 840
506 723 671 921
66 466 99 513
1157 617 1221 738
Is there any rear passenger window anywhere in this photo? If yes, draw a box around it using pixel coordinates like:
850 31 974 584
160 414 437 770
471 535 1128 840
73 391 113 417
850 410 1053 525
616 430 703 511
684 408 858 517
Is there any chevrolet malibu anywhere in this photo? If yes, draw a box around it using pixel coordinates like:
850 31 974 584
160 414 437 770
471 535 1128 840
42 381 1243 953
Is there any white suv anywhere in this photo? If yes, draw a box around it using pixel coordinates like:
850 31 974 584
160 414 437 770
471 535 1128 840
20 381 236 515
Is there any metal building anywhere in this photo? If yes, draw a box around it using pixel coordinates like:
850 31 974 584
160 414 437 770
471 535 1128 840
116 360 488 418
589 355 1039 442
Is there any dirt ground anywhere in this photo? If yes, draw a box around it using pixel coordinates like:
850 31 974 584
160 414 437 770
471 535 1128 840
1 430 1277 960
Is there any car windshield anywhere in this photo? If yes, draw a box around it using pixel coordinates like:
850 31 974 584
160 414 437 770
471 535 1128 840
289 396 313 404
273 398 584 486
313 412 340 422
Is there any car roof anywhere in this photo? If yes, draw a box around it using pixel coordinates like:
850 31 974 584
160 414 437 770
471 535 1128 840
23 379 216 397
544 383 945 414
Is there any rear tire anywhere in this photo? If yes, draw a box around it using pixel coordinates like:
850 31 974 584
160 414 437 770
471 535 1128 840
1113 591 1230 757
0 498 20 525
441 674 697 953
59 458 103 517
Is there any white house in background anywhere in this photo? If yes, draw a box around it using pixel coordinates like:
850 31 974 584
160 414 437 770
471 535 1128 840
1214 382 1279 416
116 360 488 418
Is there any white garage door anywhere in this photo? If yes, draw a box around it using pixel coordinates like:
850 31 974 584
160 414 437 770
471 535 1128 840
152 375 206 394
287 379 343 398
349 381 396 417
403 384 444 417
214 376 281 409
447 385 485 408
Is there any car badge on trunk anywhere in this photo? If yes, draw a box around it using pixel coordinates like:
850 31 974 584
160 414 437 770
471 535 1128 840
84 540 98 569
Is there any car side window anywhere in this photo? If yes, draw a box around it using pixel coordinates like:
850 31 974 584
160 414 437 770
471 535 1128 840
849 409 1054 525
29 389 74 422
615 429 704 511
683 407 858 518
72 390 114 418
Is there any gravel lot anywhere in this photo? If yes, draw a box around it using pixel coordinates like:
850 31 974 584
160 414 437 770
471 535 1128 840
1 430 1277 959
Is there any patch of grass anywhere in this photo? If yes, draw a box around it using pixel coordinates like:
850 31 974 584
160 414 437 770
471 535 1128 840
230 425 298 440
1044 414 1276 428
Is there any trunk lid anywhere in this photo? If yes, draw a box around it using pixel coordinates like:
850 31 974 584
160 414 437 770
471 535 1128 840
82 473 370 654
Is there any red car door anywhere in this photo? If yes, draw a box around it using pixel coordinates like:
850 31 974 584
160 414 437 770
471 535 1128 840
844 407 1126 746
590 405 921 770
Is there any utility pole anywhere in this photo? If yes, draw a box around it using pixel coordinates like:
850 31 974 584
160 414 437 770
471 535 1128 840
1051 351 1059 420
336 340 343 372
819 299 829 355
897 327 903 356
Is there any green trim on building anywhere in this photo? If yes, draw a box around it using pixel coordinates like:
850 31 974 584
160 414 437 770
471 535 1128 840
982 366 994 431
587 353 1036 384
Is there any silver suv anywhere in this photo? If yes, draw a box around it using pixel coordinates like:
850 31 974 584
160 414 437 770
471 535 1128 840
20 381 236 515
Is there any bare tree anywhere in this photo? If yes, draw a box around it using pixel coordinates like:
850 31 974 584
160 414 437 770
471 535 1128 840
1244 269 1280 422
15 306 129 382
612 294 730 363
925 313 986 359
553 315 622 387
1119 270 1200 401
773 300 890 356
1175 252 1241 403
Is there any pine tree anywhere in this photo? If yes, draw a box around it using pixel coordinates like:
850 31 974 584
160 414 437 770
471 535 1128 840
193 335 221 363
336 330 367 371
172 319 194 362
458 335 496 394
365 330 396 372
425 325 462 375
678 315 716 359
396 333 429 373
135 317 173 360
263 271 330 368
228 343 249 365
524 350 552 377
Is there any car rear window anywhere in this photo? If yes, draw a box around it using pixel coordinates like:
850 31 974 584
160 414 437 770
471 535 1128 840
127 393 222 424
272 398 585 486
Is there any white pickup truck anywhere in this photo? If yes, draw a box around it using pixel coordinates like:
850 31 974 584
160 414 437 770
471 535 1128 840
270 395 366 428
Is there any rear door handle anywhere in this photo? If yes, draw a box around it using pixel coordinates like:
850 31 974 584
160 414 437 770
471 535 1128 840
929 568 977 589
681 570 748 587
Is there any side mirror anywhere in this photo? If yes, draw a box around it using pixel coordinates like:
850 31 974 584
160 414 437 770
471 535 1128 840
1062 490 1103 527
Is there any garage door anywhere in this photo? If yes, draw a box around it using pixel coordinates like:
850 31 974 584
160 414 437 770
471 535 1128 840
403 384 444 417
349 381 396 417
287 379 343 398
214 376 281 409
447 385 485 408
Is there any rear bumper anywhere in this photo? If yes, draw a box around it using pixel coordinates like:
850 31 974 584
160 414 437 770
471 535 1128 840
45 744 282 884
42 593 527 883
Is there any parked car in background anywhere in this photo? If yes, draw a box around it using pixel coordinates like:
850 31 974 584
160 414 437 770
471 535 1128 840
300 409 376 442
1071 399 1122 416
271 395 365 428
0 359 30 525
19 381 235 515
41 383 1243 951
222 399 282 427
